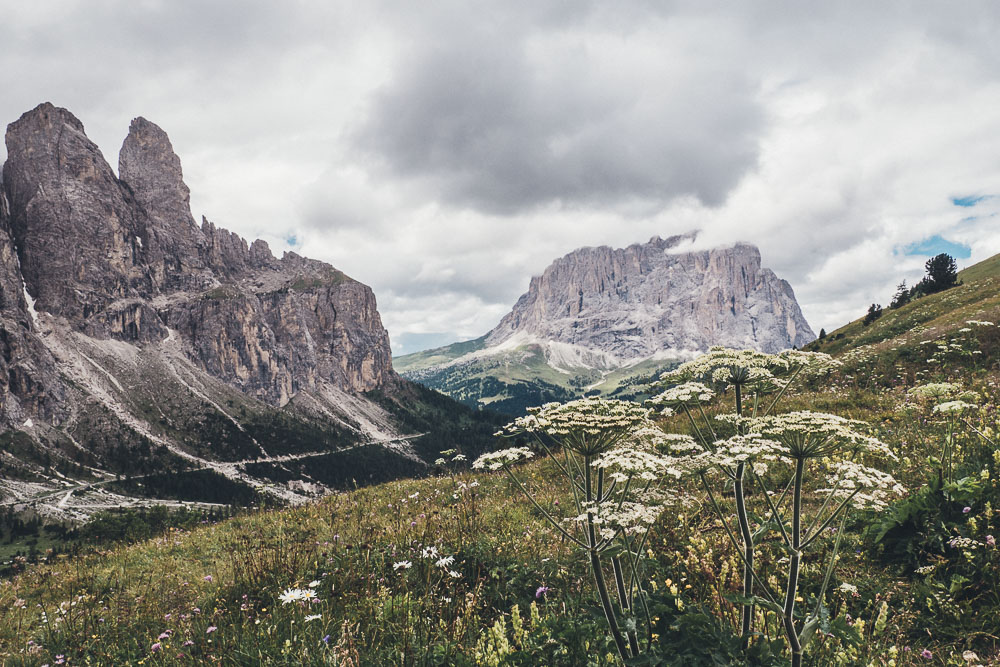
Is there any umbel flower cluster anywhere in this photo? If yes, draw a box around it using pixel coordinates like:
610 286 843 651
472 346 898 666
474 397 682 662
495 396 650 456
647 346 897 667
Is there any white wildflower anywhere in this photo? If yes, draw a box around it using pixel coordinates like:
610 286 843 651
821 461 904 510
908 382 961 400
710 434 788 469
472 447 535 470
663 347 787 388
757 411 895 460
495 397 650 456
593 446 683 481
278 588 313 605
393 561 413 570
648 382 715 407
933 400 976 414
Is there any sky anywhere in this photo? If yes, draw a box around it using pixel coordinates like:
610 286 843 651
2 1 999 355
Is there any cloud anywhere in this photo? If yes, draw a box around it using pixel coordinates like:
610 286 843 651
3 2 1000 352
351 3 763 213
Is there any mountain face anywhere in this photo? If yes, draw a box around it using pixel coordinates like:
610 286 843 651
395 235 814 414
0 103 490 519
488 234 814 358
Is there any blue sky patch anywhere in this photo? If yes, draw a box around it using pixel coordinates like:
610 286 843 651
952 195 988 207
904 235 971 259
285 234 299 247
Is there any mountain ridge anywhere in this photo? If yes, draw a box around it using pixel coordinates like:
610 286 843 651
396 234 813 413
0 103 494 519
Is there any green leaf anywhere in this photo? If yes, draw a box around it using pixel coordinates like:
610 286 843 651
799 615 820 647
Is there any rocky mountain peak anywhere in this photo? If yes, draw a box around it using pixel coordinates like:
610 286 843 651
487 234 814 358
119 116 213 290
0 102 395 416
3 102 151 320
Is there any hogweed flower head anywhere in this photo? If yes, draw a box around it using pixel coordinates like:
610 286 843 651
496 397 649 456
821 460 905 510
708 434 788 470
776 349 841 376
648 382 715 408
908 382 961 401
756 411 895 460
472 447 535 470
654 432 702 455
663 347 786 388
568 490 682 537
933 400 977 414
592 446 685 481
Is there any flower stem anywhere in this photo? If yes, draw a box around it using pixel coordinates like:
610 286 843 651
586 456 630 661
734 462 755 648
782 458 805 666
612 555 640 656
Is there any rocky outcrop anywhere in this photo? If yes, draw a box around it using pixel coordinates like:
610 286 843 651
3 103 152 322
0 188 67 425
487 234 814 357
166 257 392 404
0 102 394 417
119 116 213 290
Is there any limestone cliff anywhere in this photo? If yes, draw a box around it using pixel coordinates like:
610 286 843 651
1 103 393 407
396 235 814 415
0 103 425 515
487 234 814 358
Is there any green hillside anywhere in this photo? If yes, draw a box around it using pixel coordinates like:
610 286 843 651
395 340 679 415
4 253 1000 665
805 252 1000 383
392 335 489 374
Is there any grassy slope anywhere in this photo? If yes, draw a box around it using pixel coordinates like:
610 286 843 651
4 253 1000 664
5 373 996 664
392 335 489 374
396 339 678 414
808 252 1000 357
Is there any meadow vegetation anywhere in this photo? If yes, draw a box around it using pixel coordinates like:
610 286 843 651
3 255 1000 665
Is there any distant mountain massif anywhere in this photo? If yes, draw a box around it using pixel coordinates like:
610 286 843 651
0 103 497 520
396 235 814 413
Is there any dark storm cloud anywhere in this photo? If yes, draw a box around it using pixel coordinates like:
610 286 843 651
352 2 764 214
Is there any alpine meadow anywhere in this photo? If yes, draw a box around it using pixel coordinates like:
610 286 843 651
4 3 1000 666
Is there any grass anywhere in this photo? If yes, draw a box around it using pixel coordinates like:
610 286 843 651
5 253 1000 664
3 366 999 664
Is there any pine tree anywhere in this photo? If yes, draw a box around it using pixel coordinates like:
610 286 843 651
914 253 959 296
889 281 910 309
863 303 883 326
